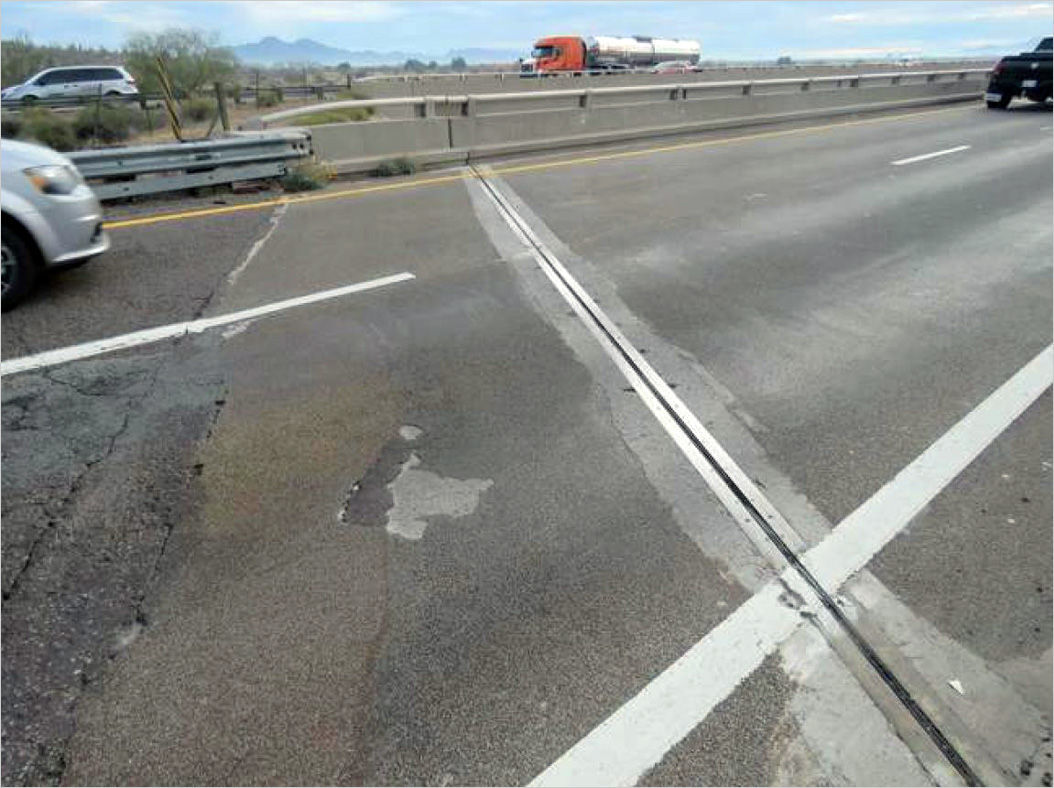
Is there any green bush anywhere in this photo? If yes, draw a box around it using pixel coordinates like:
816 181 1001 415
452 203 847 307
182 97 213 122
71 103 142 143
1 113 22 138
373 157 416 177
19 107 75 151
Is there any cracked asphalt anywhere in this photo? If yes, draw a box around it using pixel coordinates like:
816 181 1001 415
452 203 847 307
1 103 1051 786
1 208 267 784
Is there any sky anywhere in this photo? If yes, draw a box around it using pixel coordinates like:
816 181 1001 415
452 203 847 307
0 1 1051 60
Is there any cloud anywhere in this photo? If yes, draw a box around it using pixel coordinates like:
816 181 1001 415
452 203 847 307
243 1 404 24
825 2 1052 25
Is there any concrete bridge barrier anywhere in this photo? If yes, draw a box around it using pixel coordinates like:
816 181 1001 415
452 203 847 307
259 70 990 175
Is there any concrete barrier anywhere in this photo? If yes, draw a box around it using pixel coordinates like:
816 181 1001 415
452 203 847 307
266 70 989 175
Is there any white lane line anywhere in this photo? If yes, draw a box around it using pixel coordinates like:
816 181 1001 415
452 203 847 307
891 144 971 166
531 345 1052 787
805 345 1052 589
0 272 415 377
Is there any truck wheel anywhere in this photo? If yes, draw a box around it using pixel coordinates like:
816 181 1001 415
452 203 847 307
986 93 1011 109
1 222 41 311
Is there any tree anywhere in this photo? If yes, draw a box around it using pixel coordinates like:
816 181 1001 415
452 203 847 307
427 60 438 70
450 56 467 71
123 28 237 97
336 61 352 72
404 58 427 73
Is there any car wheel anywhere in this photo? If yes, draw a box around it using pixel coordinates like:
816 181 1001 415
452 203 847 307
105 90 121 97
1 222 41 311
20 94 38 104
986 93 1011 109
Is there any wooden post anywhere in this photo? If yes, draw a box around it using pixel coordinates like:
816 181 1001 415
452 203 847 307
254 69 260 107
155 55 183 142
214 81 230 132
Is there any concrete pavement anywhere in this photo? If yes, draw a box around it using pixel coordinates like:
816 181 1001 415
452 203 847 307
1 101 1050 785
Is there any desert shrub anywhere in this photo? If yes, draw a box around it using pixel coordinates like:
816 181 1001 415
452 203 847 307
19 107 75 151
255 89 280 108
280 161 332 192
71 103 142 143
182 97 213 122
373 157 416 177
1 113 22 138
335 88 371 101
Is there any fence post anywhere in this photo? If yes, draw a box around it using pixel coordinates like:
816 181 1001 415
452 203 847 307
214 82 230 132
93 84 102 147
155 55 183 142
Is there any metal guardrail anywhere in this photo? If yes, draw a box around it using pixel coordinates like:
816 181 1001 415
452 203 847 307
67 130 311 200
260 68 992 126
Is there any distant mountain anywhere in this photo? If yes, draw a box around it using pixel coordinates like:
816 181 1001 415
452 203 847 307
232 37 520 66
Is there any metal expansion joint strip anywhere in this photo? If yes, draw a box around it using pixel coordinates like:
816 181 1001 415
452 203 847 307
467 164 984 787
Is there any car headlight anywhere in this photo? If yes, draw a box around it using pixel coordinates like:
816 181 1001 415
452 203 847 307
23 165 83 196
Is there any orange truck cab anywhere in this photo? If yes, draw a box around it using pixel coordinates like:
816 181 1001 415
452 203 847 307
522 36 587 74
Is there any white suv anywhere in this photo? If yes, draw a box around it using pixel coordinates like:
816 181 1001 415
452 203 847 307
1 66 138 102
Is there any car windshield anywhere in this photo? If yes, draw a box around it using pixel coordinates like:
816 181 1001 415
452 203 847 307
532 46 557 58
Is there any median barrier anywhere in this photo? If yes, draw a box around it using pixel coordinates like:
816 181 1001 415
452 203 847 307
262 70 989 175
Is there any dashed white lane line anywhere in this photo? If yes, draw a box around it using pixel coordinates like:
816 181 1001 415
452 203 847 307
0 272 415 378
530 345 1051 787
891 144 971 166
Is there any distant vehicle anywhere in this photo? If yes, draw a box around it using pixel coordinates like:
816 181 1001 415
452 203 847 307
520 35 700 75
0 66 138 103
985 37 1052 109
1 139 109 310
651 60 696 74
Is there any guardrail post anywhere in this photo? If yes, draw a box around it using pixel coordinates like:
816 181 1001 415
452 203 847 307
800 79 811 91
850 77 860 88
579 89 592 110
742 82 753 96
891 75 901 85
423 98 436 118
464 96 477 116
926 73 938 82
958 71 967 80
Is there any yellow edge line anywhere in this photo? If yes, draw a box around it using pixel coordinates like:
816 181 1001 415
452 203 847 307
105 103 974 231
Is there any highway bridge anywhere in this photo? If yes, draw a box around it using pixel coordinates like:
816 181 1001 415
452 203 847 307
2 97 1051 786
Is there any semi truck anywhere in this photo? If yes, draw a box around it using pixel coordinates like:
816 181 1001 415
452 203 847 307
520 35 701 75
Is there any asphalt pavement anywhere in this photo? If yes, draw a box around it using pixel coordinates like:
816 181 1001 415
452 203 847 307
1 100 1050 786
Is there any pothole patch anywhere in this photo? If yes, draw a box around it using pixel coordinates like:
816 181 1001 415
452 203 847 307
386 453 493 541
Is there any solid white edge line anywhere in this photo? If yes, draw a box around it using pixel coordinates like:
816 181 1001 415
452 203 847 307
891 144 971 166
0 272 416 377
530 345 1052 788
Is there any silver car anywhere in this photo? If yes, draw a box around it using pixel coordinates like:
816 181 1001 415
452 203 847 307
1 65 138 102
1 139 109 310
